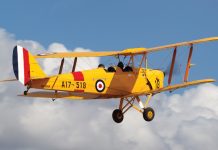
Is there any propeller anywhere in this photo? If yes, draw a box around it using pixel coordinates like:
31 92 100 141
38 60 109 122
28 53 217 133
164 61 181 76
164 62 196 76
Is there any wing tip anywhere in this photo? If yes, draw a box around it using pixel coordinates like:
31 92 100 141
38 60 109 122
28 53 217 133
201 78 216 83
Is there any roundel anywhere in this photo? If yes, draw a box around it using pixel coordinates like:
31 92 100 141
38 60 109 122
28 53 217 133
95 80 105 92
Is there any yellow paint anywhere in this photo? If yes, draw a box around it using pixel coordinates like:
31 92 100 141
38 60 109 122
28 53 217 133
28 52 46 79
30 67 164 98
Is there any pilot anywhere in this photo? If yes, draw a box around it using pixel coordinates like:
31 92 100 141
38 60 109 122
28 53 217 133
98 64 105 68
117 61 124 70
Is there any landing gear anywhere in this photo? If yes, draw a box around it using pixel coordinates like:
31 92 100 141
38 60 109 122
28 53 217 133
143 107 155 121
23 85 31 96
112 109 124 123
112 94 155 123
24 90 28 95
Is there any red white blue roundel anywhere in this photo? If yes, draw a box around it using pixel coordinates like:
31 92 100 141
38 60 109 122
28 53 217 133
95 80 105 92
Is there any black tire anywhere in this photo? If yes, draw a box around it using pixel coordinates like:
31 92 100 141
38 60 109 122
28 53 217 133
24 91 28 96
143 107 155 122
112 109 124 123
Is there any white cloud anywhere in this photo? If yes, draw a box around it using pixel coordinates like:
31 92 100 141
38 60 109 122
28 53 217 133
150 84 218 150
0 28 218 150
17 40 44 53
41 43 100 75
0 28 16 78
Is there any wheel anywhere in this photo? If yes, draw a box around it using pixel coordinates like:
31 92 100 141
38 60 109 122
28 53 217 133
143 107 155 121
24 91 28 95
112 109 124 123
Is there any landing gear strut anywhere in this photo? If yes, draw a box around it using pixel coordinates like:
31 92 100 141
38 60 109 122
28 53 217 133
112 94 155 123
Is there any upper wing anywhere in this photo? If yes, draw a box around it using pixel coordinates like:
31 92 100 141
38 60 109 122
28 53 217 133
123 79 215 97
34 51 120 58
33 37 218 58
121 37 218 55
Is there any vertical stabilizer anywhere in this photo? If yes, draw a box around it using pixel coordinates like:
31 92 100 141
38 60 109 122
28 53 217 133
12 45 46 85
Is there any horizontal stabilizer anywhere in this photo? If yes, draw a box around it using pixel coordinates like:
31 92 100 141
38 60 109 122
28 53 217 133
0 79 17 83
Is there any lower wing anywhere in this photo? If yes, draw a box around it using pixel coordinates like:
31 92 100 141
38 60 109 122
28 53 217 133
18 79 215 100
19 91 122 100
123 79 215 97
19 91 102 100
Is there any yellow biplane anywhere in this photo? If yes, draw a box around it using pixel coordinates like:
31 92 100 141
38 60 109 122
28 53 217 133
2 37 218 123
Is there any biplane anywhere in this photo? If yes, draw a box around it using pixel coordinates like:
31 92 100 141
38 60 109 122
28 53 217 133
2 37 218 123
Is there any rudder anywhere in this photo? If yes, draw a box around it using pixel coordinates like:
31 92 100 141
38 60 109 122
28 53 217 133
12 45 46 85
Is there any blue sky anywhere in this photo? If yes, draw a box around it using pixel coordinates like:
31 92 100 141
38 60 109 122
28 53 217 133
0 0 217 84
0 0 217 49
1 0 218 84
0 0 218 82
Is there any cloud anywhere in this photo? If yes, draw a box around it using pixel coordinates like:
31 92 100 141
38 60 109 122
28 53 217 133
0 28 16 78
0 28 218 150
39 43 99 75
150 84 218 150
